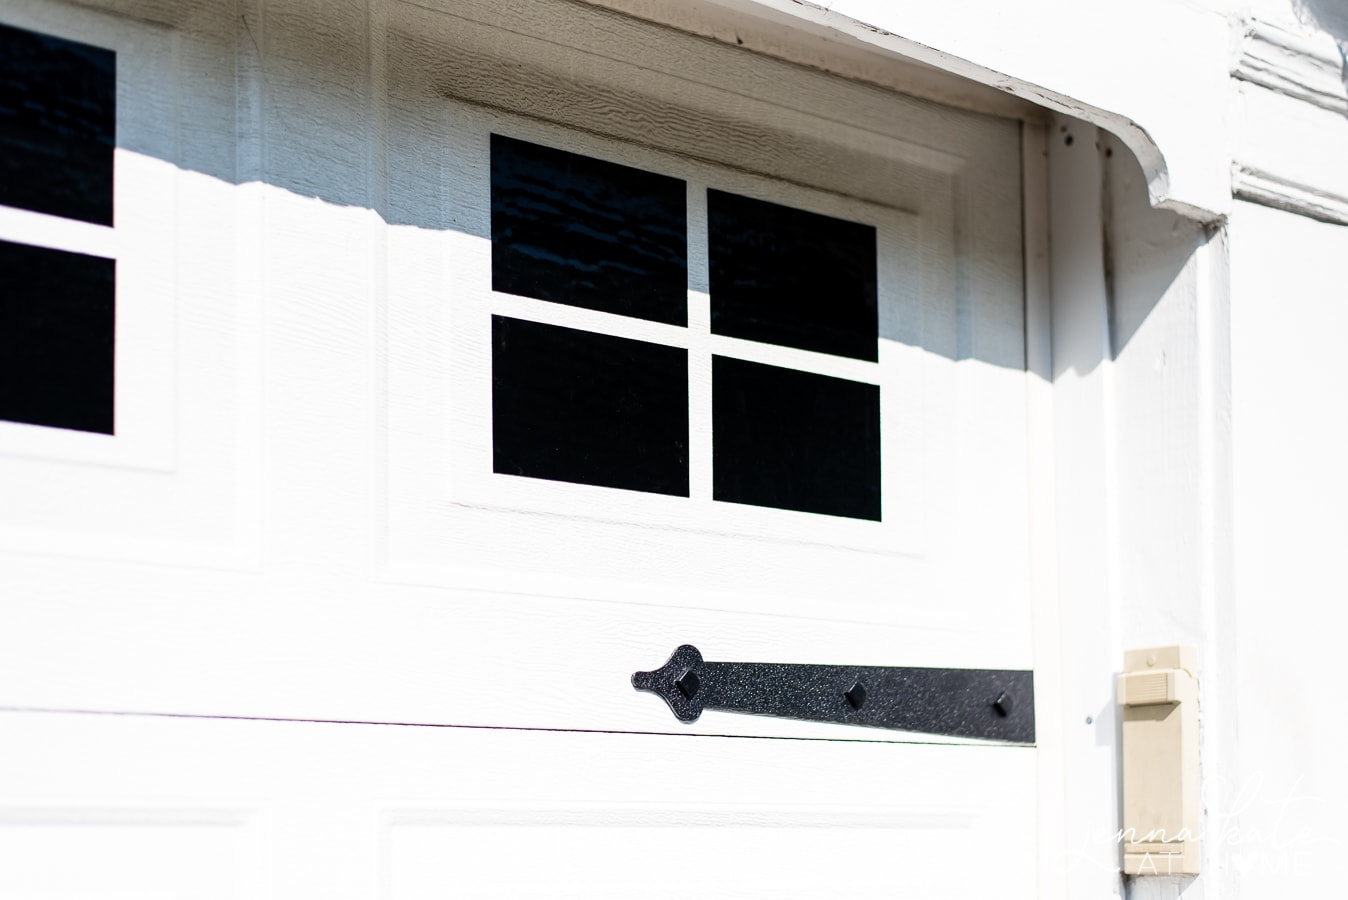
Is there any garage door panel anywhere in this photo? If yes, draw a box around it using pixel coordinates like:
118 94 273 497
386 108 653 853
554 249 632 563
0 554 1024 740
0 712 1036 899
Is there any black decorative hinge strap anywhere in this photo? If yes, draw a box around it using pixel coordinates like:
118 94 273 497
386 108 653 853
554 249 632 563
632 644 1034 744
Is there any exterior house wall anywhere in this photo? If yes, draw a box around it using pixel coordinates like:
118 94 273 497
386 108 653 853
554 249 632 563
1225 1 1348 880
1229 201 1348 895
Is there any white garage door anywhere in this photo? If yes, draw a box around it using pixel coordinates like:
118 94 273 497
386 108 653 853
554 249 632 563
0 0 1037 896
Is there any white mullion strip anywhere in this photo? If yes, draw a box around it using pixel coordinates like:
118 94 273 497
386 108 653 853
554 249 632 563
0 205 117 260
686 180 712 502
488 290 691 349
707 333 881 385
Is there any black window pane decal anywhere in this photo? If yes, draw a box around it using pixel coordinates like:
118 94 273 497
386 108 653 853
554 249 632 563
491 135 687 326
713 356 879 520
0 239 114 434
0 22 115 226
493 316 689 496
709 189 877 361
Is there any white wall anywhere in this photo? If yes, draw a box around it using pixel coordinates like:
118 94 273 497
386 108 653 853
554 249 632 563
1229 200 1348 891
1226 2 1348 890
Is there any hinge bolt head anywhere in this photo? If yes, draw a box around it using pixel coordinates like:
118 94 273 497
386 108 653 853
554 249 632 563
675 669 700 699
844 681 867 710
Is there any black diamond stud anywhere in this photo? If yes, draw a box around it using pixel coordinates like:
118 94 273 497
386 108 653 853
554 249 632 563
675 669 701 699
844 681 867 710
993 691 1013 718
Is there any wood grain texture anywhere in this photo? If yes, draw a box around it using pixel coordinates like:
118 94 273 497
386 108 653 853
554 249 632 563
586 0 1048 122
0 1 250 562
0 0 1030 736
0 1 1045 895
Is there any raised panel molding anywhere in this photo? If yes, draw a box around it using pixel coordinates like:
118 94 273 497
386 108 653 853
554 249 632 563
0 806 252 900
1231 163 1348 227
1230 18 1348 225
383 803 991 898
1232 18 1347 116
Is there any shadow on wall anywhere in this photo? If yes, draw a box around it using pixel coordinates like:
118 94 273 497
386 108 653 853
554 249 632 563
226 1 1205 375
79 0 1029 370
2 0 1201 381
1101 131 1212 359
1296 0 1348 97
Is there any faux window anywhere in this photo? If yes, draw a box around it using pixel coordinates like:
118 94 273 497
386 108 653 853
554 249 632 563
489 135 881 521
0 21 115 434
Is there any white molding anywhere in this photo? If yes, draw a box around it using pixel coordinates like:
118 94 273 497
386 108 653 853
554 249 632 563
582 0 1046 122
1022 120 1066 900
0 205 116 259
584 0 1199 217
1047 116 1124 899
1233 18 1348 115
1231 163 1348 226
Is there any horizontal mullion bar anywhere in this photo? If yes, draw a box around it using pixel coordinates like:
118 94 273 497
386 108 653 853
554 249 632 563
0 205 116 260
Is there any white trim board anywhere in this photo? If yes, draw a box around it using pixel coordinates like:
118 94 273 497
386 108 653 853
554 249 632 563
587 0 1203 217
1232 17 1348 116
1231 163 1348 227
